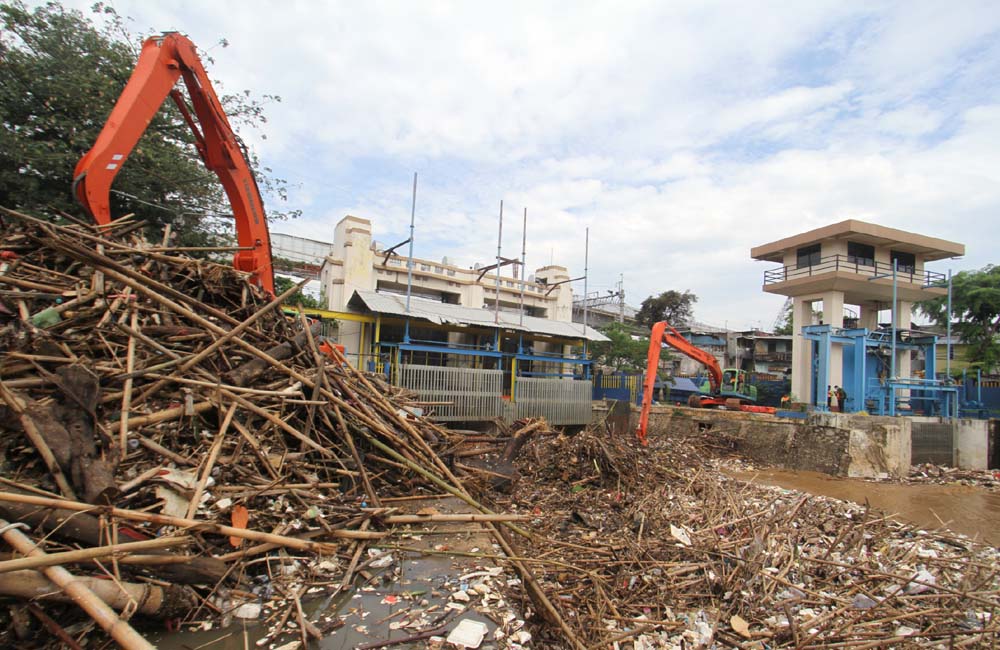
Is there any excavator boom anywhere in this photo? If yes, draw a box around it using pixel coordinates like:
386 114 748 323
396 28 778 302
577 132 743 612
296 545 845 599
636 321 724 445
635 321 772 444
73 32 274 294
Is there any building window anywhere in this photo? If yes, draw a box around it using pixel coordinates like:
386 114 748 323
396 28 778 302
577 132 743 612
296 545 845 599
420 263 430 271
890 250 916 273
434 266 443 274
767 341 776 353
796 244 821 269
447 269 456 276
847 241 875 266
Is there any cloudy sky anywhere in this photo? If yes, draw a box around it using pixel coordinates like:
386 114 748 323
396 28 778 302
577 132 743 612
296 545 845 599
57 1 1000 329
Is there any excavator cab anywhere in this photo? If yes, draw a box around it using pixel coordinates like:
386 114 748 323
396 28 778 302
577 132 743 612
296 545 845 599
699 369 758 402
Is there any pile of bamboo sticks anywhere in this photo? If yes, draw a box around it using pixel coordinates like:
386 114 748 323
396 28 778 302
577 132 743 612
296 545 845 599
493 427 1000 648
0 208 555 648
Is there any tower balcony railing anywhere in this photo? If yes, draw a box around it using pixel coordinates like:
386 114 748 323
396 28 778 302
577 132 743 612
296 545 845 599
763 254 945 287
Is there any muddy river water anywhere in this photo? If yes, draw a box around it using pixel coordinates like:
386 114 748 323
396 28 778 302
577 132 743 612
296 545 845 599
726 468 1000 545
153 497 507 649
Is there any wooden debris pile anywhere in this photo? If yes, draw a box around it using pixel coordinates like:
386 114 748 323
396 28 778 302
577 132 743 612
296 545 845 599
903 463 1000 490
0 209 546 649
492 428 1000 649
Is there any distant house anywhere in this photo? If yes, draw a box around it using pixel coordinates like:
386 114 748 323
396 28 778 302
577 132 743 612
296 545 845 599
749 334 793 377
670 325 727 376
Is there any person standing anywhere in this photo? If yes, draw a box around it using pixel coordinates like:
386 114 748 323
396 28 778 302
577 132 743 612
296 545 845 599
836 386 847 412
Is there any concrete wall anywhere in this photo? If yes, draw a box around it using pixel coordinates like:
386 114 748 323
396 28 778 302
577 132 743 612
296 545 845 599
835 413 912 478
635 405 911 478
954 418 989 470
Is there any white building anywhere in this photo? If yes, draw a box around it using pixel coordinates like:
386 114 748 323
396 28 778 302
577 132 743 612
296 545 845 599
271 232 334 268
319 215 585 359
307 216 606 426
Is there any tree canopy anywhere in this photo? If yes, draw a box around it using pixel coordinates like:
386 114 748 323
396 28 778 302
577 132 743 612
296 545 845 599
274 275 322 309
918 264 1000 373
0 1 296 245
773 298 793 335
635 290 698 329
589 322 650 373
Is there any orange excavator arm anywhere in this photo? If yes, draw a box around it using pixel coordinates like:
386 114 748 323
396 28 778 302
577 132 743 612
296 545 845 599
636 321 723 444
73 32 274 295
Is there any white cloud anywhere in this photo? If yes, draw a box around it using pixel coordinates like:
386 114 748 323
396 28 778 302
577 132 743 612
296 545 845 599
715 82 855 136
49 0 1000 328
877 106 945 137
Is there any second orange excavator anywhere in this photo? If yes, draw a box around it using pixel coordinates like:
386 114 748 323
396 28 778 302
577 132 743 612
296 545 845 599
73 32 274 295
636 321 774 444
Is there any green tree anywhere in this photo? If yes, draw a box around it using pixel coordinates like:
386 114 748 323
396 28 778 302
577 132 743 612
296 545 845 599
274 275 322 309
590 322 650 372
918 264 1000 373
772 298 823 335
773 298 793 335
635 290 698 329
0 1 297 246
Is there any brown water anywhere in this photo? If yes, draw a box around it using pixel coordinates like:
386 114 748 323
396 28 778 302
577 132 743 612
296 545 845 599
151 551 493 650
153 497 503 649
726 468 1000 546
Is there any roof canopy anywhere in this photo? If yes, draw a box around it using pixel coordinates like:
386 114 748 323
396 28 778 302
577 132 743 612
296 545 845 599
348 290 609 342
751 219 964 263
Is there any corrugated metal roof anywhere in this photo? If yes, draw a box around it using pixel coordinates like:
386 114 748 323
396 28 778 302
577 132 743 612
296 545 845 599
348 290 609 342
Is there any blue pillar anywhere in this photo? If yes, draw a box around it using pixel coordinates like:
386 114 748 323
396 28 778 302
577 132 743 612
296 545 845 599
816 328 831 412
851 330 867 413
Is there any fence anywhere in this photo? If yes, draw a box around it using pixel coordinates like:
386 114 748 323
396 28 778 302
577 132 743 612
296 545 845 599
960 378 1000 418
397 365 593 425
397 364 503 422
515 377 593 425
592 372 642 403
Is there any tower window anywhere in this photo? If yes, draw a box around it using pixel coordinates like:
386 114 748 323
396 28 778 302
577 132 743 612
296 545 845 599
890 250 916 273
796 244 821 269
847 241 875 266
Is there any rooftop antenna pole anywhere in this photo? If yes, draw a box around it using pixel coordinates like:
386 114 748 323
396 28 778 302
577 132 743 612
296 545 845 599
582 227 589 334
495 200 503 325
891 258 897 381
519 207 527 327
618 273 625 323
403 172 417 343
405 172 417 313
946 269 953 378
